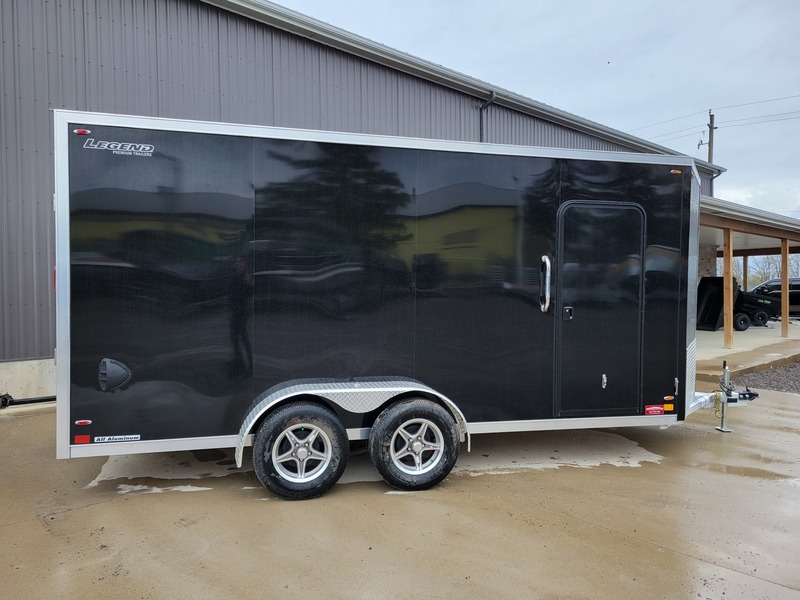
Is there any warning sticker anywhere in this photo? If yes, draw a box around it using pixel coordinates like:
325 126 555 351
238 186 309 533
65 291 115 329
94 435 141 443
644 405 665 415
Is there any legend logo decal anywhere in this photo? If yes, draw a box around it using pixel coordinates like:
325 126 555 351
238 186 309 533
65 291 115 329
83 138 154 157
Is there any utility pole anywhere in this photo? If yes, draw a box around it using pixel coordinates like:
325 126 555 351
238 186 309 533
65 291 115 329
707 110 717 163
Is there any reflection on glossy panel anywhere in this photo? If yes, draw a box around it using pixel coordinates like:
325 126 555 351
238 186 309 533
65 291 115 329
66 122 694 443
69 127 255 440
412 151 559 422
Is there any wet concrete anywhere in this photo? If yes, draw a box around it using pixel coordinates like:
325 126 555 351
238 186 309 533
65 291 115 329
2 393 799 599
696 320 800 382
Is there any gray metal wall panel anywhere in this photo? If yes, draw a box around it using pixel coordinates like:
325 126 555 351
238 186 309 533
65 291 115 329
487 104 631 151
1 0 670 361
1 0 56 361
699 172 712 196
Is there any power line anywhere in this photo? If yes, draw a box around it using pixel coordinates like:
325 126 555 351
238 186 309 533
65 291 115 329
649 124 707 140
628 93 800 133
627 110 707 133
717 115 800 129
717 110 800 125
711 94 800 111
653 131 706 144
647 109 800 140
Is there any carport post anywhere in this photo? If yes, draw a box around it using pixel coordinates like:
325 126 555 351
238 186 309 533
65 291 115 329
782 239 789 338
742 256 748 290
723 228 734 349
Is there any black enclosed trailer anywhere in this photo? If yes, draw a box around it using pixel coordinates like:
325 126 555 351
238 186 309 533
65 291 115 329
55 111 703 499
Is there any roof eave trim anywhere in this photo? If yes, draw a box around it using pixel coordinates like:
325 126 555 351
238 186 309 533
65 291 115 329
701 195 800 232
203 0 725 174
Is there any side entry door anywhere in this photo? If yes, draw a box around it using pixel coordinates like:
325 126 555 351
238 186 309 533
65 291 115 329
556 202 644 417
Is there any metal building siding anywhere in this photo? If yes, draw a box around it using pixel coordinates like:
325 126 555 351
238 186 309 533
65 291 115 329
1 0 55 361
2 0 679 362
487 104 631 151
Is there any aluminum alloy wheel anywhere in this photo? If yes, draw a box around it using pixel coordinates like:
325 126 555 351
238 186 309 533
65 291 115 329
389 418 445 475
271 423 333 483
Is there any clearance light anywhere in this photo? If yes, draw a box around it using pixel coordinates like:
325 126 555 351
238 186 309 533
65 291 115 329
73 129 91 135
670 169 682 175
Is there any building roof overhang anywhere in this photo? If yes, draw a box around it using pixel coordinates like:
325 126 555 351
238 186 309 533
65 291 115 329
204 0 724 176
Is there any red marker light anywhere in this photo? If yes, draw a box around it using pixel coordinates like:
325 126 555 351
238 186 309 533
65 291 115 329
75 420 92 426
73 129 91 135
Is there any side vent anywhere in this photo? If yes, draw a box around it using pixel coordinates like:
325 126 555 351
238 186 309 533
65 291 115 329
98 358 132 392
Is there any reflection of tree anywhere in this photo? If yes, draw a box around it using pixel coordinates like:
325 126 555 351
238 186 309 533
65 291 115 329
257 144 412 252
521 159 560 245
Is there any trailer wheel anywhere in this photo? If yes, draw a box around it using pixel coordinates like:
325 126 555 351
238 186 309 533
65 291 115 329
734 312 750 331
368 398 459 491
252 403 348 500
752 310 769 327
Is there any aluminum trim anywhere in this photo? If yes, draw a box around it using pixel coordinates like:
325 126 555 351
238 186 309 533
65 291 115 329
53 111 73 460
52 110 696 168
346 428 371 441
685 169 701 416
66 435 239 458
467 414 677 435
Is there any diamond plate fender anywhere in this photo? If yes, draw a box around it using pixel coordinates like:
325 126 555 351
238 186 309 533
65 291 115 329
235 377 470 468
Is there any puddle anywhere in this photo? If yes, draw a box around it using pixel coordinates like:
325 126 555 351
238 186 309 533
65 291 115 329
87 429 662 493
86 451 240 489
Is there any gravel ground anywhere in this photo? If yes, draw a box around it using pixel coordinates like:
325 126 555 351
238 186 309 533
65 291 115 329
733 361 800 394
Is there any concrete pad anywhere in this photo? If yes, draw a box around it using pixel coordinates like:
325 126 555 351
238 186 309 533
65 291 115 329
696 319 800 382
2 393 799 599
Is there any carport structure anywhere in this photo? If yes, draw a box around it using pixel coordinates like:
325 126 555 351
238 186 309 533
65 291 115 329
700 195 800 348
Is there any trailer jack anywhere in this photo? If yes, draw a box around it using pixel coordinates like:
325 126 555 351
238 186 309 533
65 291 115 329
713 360 759 432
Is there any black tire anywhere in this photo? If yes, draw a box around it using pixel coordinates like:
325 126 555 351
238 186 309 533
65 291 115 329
252 402 348 500
752 310 769 327
734 313 750 331
368 398 460 491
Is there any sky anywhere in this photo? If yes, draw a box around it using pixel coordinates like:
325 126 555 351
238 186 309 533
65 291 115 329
270 0 800 217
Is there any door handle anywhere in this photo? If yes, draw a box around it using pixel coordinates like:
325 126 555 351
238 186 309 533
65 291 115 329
563 306 573 320
540 255 551 313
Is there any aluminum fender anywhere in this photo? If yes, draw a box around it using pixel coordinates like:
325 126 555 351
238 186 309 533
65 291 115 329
235 378 470 468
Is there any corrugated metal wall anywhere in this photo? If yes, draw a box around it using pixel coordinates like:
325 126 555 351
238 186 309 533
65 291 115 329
0 0 683 362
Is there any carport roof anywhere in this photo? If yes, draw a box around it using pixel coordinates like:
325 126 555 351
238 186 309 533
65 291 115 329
700 196 800 254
